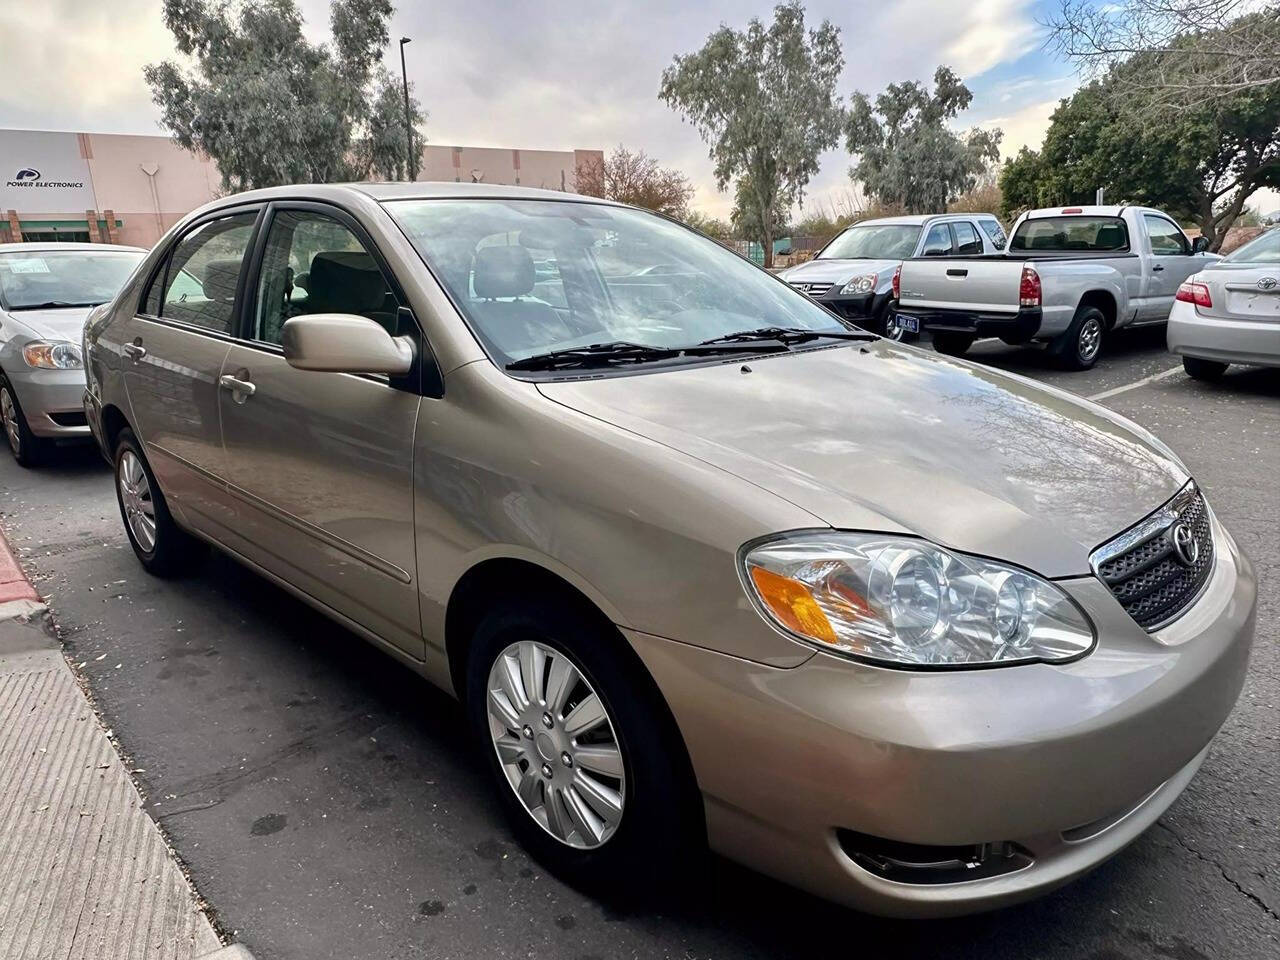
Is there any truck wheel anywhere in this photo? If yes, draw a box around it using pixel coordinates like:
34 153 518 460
878 305 905 342
932 333 974 356
0 375 48 468
1051 306 1105 370
466 592 703 897
1183 356 1228 381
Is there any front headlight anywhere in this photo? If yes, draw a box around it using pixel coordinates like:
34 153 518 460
840 274 877 295
741 532 1094 668
22 341 83 369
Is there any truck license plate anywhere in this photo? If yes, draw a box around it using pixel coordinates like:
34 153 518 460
899 315 919 333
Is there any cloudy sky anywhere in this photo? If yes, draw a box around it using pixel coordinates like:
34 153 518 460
0 0 1081 217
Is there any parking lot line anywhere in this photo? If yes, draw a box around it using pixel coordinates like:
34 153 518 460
1088 365 1184 402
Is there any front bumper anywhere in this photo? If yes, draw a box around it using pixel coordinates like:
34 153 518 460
4 365 91 438
790 284 892 328
627 516 1255 917
898 306 1042 343
1167 301 1280 367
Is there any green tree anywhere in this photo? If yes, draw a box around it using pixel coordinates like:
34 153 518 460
574 145 694 217
659 2 844 267
730 174 790 244
997 53 1280 250
145 0 427 191
846 66 1002 215
681 210 734 243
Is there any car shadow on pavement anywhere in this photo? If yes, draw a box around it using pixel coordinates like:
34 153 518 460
965 324 1171 373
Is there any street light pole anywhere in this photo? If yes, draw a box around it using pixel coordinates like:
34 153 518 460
398 37 416 181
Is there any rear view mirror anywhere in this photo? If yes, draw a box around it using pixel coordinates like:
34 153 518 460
281 314 414 375
1191 235 1210 254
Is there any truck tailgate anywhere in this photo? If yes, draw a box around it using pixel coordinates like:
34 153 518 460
898 259 1024 314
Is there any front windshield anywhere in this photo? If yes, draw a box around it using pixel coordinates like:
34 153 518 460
0 250 143 310
818 224 921 260
1224 228 1280 264
385 198 848 368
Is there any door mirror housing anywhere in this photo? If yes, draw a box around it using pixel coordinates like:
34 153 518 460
281 314 414 375
1191 235 1211 254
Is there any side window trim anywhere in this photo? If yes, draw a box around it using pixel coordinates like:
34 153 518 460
135 203 266 339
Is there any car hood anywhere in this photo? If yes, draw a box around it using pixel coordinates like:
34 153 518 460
779 258 900 284
537 342 1188 578
3 306 95 341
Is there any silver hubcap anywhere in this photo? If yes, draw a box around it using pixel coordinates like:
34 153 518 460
486 640 625 849
883 311 903 341
1078 317 1102 362
118 450 157 553
1 388 19 454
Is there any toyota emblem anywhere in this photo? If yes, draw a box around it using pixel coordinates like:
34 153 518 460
1171 521 1199 567
1258 277 1278 290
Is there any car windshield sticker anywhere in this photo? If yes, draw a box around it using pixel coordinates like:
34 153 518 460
3 258 50 274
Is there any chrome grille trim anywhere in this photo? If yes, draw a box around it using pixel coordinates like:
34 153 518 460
790 281 833 297
1089 482 1216 631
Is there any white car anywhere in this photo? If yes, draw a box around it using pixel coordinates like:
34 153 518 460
1168 228 1280 379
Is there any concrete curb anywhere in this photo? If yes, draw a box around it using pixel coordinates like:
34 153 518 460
0 522 252 959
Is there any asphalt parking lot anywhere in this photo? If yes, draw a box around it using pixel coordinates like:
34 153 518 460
1 327 1276 960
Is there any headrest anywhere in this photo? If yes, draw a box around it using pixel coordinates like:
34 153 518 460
1095 224 1125 249
309 251 387 312
473 245 535 298
202 259 242 301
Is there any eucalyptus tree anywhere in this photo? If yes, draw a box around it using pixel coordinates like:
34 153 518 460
845 66 1002 215
145 0 426 191
659 1 844 267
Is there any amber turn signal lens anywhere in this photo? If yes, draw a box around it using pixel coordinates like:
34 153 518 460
748 566 837 644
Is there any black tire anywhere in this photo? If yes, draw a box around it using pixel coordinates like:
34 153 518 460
876 303 906 342
1050 305 1106 370
465 592 702 898
932 332 975 356
1182 356 1229 381
0 375 48 468
113 428 205 577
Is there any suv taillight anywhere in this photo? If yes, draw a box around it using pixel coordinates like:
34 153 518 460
892 264 901 299
1019 266 1041 308
1176 281 1212 308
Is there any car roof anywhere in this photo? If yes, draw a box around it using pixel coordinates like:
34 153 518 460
1023 205 1128 219
845 213 997 228
0 242 147 254
214 181 627 207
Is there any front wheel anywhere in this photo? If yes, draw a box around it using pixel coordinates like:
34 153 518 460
0 376 47 467
466 594 702 894
932 332 975 356
1050 306 1105 370
878 305 906 342
1183 356 1228 381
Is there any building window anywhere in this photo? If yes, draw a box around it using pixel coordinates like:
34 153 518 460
21 230 91 243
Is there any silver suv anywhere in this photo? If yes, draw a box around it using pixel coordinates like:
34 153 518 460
84 183 1255 917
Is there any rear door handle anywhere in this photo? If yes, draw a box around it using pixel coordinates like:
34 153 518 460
219 375 256 400
123 342 146 361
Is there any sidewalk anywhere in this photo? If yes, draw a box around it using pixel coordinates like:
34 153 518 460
0 527 242 960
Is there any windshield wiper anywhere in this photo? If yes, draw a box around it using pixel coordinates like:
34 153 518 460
698 326 876 346
506 339 789 372
10 300 97 310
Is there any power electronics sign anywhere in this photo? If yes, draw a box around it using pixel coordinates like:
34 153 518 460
0 131 95 209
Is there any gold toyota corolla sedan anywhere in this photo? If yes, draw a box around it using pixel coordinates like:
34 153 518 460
82 184 1255 917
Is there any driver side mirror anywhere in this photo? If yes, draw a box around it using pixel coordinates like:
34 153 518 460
282 314 414 375
1191 235 1210 254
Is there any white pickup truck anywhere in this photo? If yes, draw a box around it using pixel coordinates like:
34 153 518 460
895 205 1220 369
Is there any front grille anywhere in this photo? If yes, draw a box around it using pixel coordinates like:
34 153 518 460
1090 483 1214 630
790 281 832 298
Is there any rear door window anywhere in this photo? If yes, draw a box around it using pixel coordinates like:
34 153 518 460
159 213 257 333
978 219 1006 250
1010 216 1129 253
952 221 983 255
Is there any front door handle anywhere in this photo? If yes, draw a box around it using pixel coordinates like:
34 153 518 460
219 374 256 401
1152 264 1165 272
123 342 146 361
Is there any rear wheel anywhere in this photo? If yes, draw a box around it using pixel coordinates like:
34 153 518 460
0 376 47 467
466 593 702 895
1050 305 1105 370
113 428 205 576
1183 356 1228 381
932 332 975 356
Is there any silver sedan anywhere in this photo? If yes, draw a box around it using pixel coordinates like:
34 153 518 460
1168 228 1280 379
0 243 145 465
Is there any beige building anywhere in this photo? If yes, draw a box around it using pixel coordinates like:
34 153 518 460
0 128 603 249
